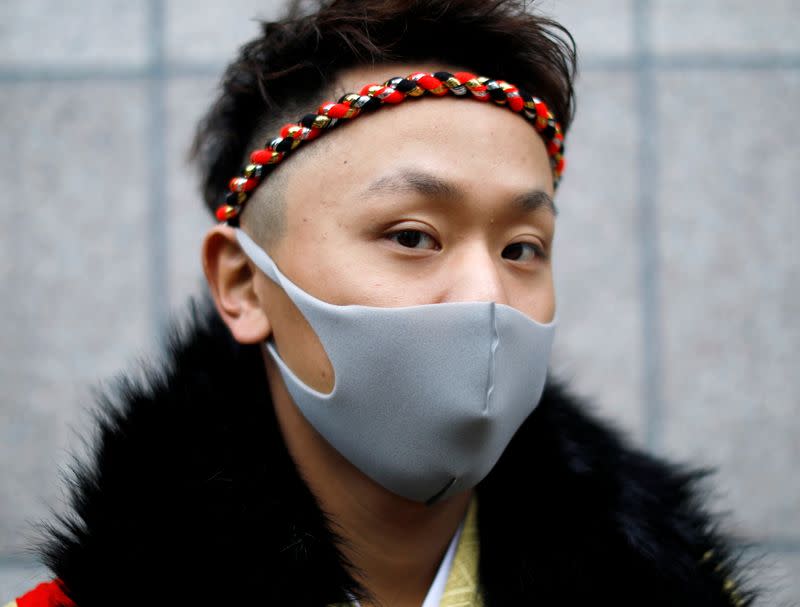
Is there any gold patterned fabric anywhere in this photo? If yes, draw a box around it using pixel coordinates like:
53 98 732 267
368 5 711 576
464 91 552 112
3 601 18 607
439 496 483 607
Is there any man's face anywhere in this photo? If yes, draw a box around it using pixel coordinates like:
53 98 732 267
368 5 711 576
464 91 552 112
247 64 557 393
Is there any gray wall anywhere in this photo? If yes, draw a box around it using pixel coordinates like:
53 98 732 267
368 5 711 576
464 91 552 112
1 0 798 603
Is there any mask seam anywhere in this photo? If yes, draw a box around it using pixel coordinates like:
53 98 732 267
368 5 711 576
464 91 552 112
484 303 499 414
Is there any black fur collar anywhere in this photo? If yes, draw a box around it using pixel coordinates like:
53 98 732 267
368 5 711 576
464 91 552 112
36 299 755 606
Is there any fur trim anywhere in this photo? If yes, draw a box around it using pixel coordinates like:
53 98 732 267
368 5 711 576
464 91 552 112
33 298 756 606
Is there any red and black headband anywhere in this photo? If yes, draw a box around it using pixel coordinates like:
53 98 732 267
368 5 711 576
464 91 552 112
216 70 566 225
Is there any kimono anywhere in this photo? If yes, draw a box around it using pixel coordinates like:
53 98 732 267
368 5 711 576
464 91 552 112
6 299 755 606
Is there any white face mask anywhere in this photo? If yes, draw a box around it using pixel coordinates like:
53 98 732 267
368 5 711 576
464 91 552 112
236 229 556 504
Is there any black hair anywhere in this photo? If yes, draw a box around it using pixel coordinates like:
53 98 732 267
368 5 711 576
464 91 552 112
191 0 577 218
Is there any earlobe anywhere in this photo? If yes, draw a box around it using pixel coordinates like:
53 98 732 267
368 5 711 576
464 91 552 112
201 224 272 344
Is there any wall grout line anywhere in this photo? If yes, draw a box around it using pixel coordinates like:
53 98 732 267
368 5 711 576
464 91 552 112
0 557 40 567
0 63 226 83
633 0 664 453
744 539 800 554
147 0 170 338
1 53 800 84
653 54 800 70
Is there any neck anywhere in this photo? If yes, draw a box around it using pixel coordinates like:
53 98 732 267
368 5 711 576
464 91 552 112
265 355 471 607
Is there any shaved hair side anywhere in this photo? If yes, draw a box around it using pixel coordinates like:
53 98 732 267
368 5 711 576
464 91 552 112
238 98 333 250
240 165 289 252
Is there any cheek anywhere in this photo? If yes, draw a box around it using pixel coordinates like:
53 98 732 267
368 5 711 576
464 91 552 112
259 277 335 394
507 271 556 324
276 231 431 308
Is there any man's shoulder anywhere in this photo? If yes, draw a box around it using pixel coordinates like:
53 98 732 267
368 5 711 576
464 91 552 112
16 298 361 605
477 377 756 604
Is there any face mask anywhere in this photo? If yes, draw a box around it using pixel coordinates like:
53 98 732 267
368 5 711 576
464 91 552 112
235 229 556 504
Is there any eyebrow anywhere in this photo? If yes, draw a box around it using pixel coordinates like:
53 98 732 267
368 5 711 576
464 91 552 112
363 168 558 216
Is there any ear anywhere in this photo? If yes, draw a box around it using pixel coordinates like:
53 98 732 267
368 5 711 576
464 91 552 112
202 224 271 344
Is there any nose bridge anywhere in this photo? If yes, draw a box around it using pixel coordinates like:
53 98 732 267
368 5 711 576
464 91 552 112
443 242 507 304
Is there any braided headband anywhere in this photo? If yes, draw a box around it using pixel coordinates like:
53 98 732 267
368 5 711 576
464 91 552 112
216 70 566 224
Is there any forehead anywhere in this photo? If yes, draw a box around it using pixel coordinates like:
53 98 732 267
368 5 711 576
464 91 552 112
279 63 554 211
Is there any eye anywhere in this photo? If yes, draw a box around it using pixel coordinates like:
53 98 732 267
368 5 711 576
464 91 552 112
387 229 439 250
502 242 545 262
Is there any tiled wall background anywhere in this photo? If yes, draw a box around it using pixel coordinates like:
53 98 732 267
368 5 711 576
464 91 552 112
1 0 798 603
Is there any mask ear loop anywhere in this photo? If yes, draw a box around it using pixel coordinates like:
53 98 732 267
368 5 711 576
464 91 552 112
235 228 340 397
234 228 283 284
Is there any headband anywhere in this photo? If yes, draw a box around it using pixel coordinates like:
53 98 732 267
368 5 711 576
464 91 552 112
215 70 566 224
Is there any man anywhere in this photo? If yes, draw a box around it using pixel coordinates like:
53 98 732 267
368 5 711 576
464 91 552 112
6 1 757 606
